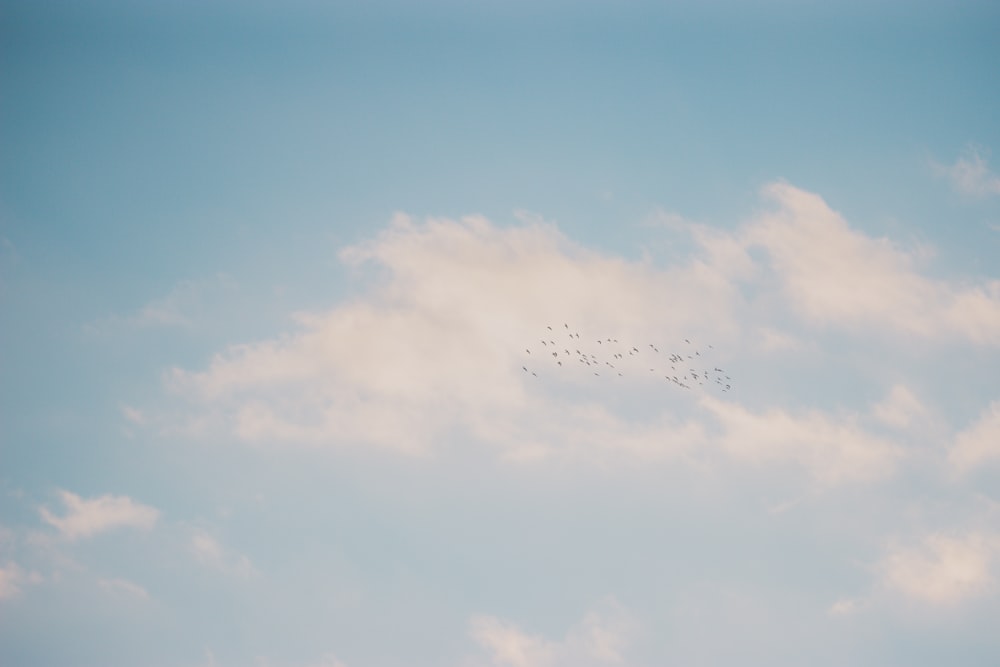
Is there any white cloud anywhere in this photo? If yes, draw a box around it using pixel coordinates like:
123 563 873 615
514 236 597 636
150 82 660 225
949 400 1000 473
935 145 1000 197
0 561 42 600
161 185 997 479
871 384 928 430
753 326 807 353
121 404 146 425
168 211 738 456
828 597 863 616
99 577 150 599
304 655 348 667
469 599 636 667
744 182 1000 343
881 532 1000 604
700 396 901 484
190 531 258 578
39 490 160 541
86 274 238 333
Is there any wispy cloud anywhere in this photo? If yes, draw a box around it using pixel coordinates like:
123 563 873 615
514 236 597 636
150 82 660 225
744 182 1000 342
828 597 864 616
949 400 1000 473
934 145 1000 197
871 384 929 430
0 561 42 599
469 599 636 667
190 531 258 578
881 532 1000 604
39 490 160 541
85 274 238 334
99 577 150 600
834 528 1000 613
700 396 901 484
304 655 349 667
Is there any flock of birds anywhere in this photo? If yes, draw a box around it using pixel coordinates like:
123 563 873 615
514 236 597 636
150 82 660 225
522 323 732 392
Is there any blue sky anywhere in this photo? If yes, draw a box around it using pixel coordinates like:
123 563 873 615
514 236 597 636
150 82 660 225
2 1 1000 666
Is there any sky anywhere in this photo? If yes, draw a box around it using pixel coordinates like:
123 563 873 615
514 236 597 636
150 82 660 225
2 1 1000 665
